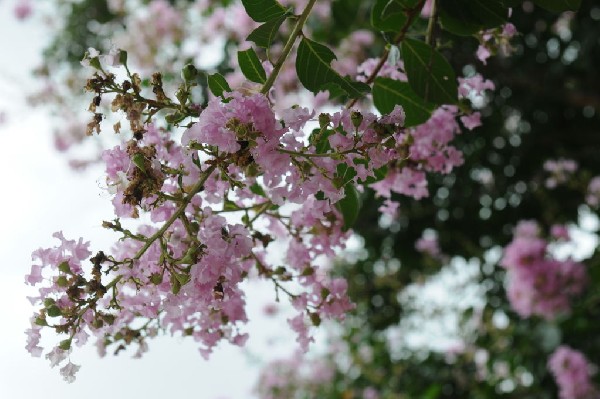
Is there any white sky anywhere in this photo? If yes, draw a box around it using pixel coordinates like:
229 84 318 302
0 3 299 398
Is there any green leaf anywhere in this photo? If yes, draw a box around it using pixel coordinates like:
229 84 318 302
331 0 362 38
59 339 72 351
438 0 509 36
131 153 147 173
181 64 198 82
336 163 357 188
309 312 321 326
47 305 62 317
249 182 266 197
336 184 361 231
56 275 69 287
44 298 56 307
247 14 287 48
373 77 435 127
165 111 186 125
296 38 370 99
171 276 181 294
58 261 71 274
149 273 163 285
238 48 267 84
241 0 286 22
320 82 350 101
402 38 458 105
533 0 581 12
422 384 442 399
119 49 128 65
173 271 190 286
308 128 333 154
371 0 407 32
207 73 232 97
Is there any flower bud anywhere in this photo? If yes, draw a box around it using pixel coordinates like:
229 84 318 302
181 64 198 82
318 113 331 128
59 339 72 351
351 111 363 129
119 50 128 66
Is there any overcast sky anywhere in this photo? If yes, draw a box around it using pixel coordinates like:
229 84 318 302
0 3 300 398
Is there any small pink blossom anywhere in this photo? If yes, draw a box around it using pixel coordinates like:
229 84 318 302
415 234 441 259
501 221 587 319
59 361 81 383
14 0 33 20
586 176 600 207
548 346 599 399
460 112 482 130
476 45 491 64
288 314 314 352
551 224 570 240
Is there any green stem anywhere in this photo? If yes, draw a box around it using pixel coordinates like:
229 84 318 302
133 163 217 260
346 0 426 108
425 0 438 46
260 0 318 95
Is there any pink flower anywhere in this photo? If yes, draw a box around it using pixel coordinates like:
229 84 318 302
14 1 33 20
476 45 491 65
371 168 428 200
551 224 570 240
415 234 442 259
586 176 600 207
45 347 68 368
421 0 433 17
502 23 517 38
460 112 482 130
379 105 405 126
280 106 314 131
501 221 587 319
379 199 399 218
59 361 81 383
287 313 314 352
548 346 599 399
25 264 43 286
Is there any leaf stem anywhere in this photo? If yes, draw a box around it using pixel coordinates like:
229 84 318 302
260 0 318 95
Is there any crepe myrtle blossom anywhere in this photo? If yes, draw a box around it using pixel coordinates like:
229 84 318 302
544 158 578 189
19 75 443 376
26 85 482 379
548 346 599 399
415 231 445 261
500 221 587 319
586 176 600 207
255 352 335 399
13 0 33 20
476 23 518 64
26 27 496 380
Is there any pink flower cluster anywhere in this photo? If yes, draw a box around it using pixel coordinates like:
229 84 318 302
544 158 578 189
476 23 518 65
116 0 183 69
13 0 33 20
25 232 92 381
415 231 444 261
28 76 492 379
500 221 587 319
586 176 600 208
548 345 599 399
255 352 335 399
371 98 484 215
